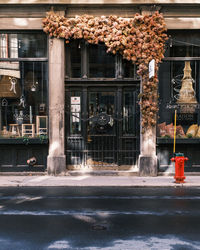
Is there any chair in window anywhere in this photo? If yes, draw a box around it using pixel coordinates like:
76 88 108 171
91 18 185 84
36 116 48 136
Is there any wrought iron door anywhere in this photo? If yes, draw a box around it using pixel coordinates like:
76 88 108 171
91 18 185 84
65 86 139 168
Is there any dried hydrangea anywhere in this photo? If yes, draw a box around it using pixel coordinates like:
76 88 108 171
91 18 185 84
43 11 168 131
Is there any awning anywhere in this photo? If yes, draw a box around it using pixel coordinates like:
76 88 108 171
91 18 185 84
0 61 20 78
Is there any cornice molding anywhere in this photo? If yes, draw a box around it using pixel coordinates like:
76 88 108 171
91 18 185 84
0 0 200 5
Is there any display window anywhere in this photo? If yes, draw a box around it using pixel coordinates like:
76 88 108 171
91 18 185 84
157 30 200 140
0 32 48 139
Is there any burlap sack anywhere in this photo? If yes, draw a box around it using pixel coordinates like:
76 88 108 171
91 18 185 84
157 122 166 137
166 123 174 138
176 125 185 138
196 126 200 138
186 124 198 137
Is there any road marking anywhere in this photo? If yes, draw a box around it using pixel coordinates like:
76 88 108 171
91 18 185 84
0 209 197 216
0 195 200 200
46 236 200 250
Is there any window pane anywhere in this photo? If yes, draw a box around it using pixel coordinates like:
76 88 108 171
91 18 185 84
68 40 81 78
0 33 47 58
70 92 81 134
170 61 197 102
18 33 47 58
9 34 18 58
0 61 48 138
123 91 136 135
88 91 115 135
0 34 9 58
89 44 115 78
123 59 139 79
167 30 200 57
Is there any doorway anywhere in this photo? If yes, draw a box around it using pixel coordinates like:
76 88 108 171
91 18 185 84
65 84 140 169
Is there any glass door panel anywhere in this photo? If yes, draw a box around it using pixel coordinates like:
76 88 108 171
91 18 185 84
69 91 81 135
123 91 137 135
88 91 115 135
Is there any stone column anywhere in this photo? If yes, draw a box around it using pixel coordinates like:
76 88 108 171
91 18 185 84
138 7 159 177
47 37 66 175
138 126 158 176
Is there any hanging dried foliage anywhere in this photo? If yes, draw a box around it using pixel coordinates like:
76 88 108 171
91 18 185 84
43 11 168 131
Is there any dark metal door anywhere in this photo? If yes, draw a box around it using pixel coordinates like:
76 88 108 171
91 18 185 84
65 86 139 168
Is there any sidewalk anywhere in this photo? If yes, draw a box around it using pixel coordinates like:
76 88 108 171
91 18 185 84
0 174 199 187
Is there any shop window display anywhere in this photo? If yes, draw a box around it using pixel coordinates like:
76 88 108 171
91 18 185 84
0 33 48 139
158 30 200 140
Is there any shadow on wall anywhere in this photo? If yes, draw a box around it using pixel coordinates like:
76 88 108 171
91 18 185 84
0 17 42 30
66 0 185 4
166 17 200 29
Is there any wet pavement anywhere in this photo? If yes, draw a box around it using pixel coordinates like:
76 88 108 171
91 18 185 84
0 186 199 249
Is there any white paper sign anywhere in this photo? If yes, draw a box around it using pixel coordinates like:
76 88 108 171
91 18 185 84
149 59 155 79
71 104 80 112
72 112 80 122
71 97 80 104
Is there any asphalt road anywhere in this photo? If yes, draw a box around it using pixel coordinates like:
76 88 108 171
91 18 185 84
0 187 199 250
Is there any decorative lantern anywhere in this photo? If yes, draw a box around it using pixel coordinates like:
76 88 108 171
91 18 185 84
177 61 197 113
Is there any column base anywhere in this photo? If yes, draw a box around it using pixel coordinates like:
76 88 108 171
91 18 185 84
47 155 66 175
138 155 158 177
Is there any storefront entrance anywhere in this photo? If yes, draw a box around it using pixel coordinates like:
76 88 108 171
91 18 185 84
65 84 140 169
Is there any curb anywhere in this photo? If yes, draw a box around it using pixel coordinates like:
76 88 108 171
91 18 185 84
0 171 200 177
0 172 47 176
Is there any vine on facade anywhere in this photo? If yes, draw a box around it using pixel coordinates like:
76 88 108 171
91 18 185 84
43 11 168 131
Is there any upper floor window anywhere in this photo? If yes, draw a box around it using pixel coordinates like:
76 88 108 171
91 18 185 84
88 44 115 78
165 30 200 58
65 40 139 80
0 33 47 59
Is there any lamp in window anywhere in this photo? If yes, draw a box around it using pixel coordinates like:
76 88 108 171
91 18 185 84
25 71 37 92
31 76 36 92
31 62 37 92
177 61 197 113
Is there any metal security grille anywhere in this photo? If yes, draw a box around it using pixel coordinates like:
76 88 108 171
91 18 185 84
65 85 140 168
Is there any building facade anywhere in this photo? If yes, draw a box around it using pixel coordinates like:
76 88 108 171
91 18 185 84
0 1 200 175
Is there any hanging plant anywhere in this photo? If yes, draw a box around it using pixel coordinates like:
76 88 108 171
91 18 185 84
43 11 168 132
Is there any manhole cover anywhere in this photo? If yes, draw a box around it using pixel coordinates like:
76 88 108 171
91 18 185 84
92 224 107 231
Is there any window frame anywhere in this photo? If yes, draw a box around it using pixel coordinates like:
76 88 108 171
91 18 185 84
157 30 200 139
65 40 140 81
0 31 48 142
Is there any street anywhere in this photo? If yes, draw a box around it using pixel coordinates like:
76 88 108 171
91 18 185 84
0 187 199 249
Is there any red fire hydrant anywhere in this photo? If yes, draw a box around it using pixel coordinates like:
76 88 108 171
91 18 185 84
171 153 188 183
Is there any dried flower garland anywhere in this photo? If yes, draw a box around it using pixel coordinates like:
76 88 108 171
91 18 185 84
43 11 168 131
